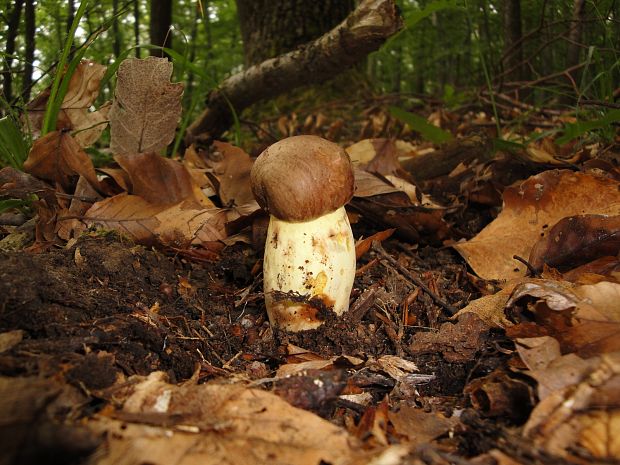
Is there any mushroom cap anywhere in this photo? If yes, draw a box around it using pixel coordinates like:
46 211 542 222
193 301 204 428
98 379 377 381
250 135 355 222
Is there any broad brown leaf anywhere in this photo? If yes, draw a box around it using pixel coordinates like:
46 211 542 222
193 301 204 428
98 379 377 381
114 152 213 207
529 214 620 273
25 60 109 147
109 57 183 155
208 141 255 207
23 130 100 192
83 194 226 247
455 170 620 280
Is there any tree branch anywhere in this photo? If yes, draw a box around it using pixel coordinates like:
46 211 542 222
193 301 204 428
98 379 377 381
185 0 402 145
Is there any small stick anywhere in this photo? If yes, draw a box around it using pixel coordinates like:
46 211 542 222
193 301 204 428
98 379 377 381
513 255 540 277
371 241 458 316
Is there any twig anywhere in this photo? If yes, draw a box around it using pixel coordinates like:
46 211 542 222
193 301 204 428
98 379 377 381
513 255 540 277
371 241 457 316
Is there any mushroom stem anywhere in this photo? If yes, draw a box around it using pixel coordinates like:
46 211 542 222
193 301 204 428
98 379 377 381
263 206 356 331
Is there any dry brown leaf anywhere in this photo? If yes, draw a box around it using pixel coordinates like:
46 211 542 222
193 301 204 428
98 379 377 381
23 130 100 191
109 57 183 155
409 313 490 362
522 351 620 460
529 214 620 273
25 61 109 147
0 330 24 353
453 280 523 328
388 403 458 445
83 194 227 247
56 175 102 240
506 280 620 357
114 152 213 207
353 168 402 198
88 372 362 465
355 228 395 259
207 141 255 207
454 170 620 280
62 61 110 147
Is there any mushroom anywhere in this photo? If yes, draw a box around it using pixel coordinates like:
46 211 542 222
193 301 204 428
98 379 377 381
250 135 356 331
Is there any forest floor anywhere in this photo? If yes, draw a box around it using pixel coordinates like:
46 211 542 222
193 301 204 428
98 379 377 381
1 87 619 465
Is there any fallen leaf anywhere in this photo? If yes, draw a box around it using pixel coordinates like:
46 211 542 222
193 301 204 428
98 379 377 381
454 170 620 280
83 194 227 247
61 61 110 147
388 403 459 445
25 60 109 147
522 351 620 460
409 312 490 362
109 57 183 155
207 141 255 207
88 372 363 465
0 330 24 353
528 214 620 273
115 152 213 206
506 280 620 357
23 131 100 192
355 228 395 259
56 175 102 240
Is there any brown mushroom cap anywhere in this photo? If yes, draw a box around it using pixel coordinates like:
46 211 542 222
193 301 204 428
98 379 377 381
250 135 355 222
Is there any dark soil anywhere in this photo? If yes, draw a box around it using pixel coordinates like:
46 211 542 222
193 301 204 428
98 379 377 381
0 231 516 463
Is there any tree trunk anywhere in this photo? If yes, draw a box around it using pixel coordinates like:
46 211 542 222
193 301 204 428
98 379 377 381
134 0 141 58
112 0 122 58
150 0 172 56
235 0 355 67
186 0 402 144
566 0 586 70
22 0 36 103
502 0 524 82
66 0 75 33
1 0 24 106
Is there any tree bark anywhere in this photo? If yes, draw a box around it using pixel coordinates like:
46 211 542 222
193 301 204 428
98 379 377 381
566 0 586 70
186 0 402 145
134 0 141 58
150 0 172 56
235 0 354 67
1 0 24 105
112 0 122 58
22 0 35 103
502 0 524 82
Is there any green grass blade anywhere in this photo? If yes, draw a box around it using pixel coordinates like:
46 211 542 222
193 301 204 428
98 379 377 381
41 0 89 135
0 116 30 169
389 106 453 144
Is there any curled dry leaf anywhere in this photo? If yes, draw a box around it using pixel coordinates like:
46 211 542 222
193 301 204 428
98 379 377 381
25 60 109 147
82 194 227 247
519 348 620 461
207 141 255 207
88 372 363 465
56 175 102 240
23 130 100 192
62 61 110 147
109 57 183 155
528 214 620 273
114 152 213 207
388 403 459 446
506 279 620 357
454 170 620 281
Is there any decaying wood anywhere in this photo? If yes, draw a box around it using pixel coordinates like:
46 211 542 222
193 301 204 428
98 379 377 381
400 134 493 181
185 0 402 145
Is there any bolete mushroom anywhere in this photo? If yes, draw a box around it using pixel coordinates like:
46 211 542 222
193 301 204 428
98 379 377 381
250 135 356 331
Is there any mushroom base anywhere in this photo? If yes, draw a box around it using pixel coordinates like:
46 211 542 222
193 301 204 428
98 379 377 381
263 207 356 332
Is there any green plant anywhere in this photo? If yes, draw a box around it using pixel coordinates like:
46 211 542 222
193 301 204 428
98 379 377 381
389 106 453 144
41 0 91 135
0 115 30 169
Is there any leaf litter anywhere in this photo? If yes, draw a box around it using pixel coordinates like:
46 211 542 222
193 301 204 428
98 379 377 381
1 56 620 465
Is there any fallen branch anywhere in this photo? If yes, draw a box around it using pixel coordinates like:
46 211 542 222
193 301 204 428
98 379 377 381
185 0 402 145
